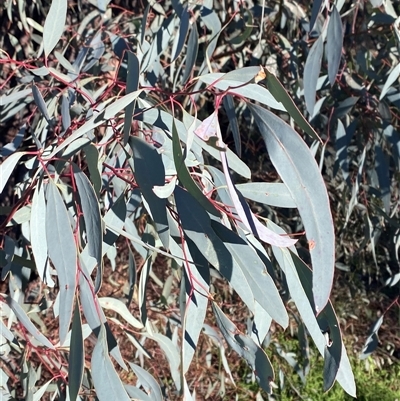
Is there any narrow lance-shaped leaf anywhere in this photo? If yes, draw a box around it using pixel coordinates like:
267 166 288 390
31 183 54 286
91 325 131 401
123 51 139 145
7 296 55 349
43 0 67 57
262 68 322 142
46 180 77 345
73 164 103 293
129 137 170 248
303 35 324 115
68 300 84 401
174 186 255 311
212 220 288 329
172 6 190 62
48 90 142 159
128 363 163 401
182 23 198 85
250 103 335 313
327 5 343 86
268 221 356 397
212 302 275 394
1 152 27 193
172 120 220 216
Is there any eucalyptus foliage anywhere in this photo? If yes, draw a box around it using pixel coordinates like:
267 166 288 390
1 0 399 400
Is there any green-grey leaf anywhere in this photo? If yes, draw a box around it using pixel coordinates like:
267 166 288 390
303 35 324 115
43 0 67 57
129 363 163 401
73 164 103 293
129 137 170 248
172 121 220 216
6 296 55 349
212 220 288 328
236 182 296 208
91 325 131 401
31 183 54 286
68 300 84 401
174 186 255 311
327 5 343 86
250 103 335 313
46 180 77 345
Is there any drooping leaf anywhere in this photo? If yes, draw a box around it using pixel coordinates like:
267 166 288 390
174 186 255 311
212 220 288 328
0 152 27 193
129 363 163 401
304 35 324 115
310 0 323 31
98 297 143 329
263 69 322 142
236 182 296 208
6 296 55 349
172 120 220 217
43 0 67 57
83 143 102 196
268 221 355 397
182 23 199 85
129 137 170 248
172 7 189 62
91 325 131 401
360 315 384 359
73 164 103 293
31 182 54 286
223 95 241 157
250 103 335 313
148 333 181 391
68 300 84 401
212 303 275 394
181 239 210 374
48 90 142 158
380 63 400 100
124 51 140 145
327 5 343 86
46 180 77 345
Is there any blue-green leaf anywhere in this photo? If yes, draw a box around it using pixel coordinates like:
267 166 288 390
31 183 54 286
68 300 84 401
327 5 343 86
250 103 335 313
73 164 103 293
129 363 163 401
129 137 170 248
236 182 296 208
304 35 324 115
91 325 131 401
213 303 275 394
174 186 255 311
46 181 77 345
43 0 67 57
6 296 55 349
124 51 140 145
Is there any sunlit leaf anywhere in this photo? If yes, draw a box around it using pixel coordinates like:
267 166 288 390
73 164 103 293
91 325 131 401
7 296 55 349
46 180 77 344
130 137 170 248
304 35 324 115
129 363 163 401
43 0 67 57
250 104 335 312
327 5 343 86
